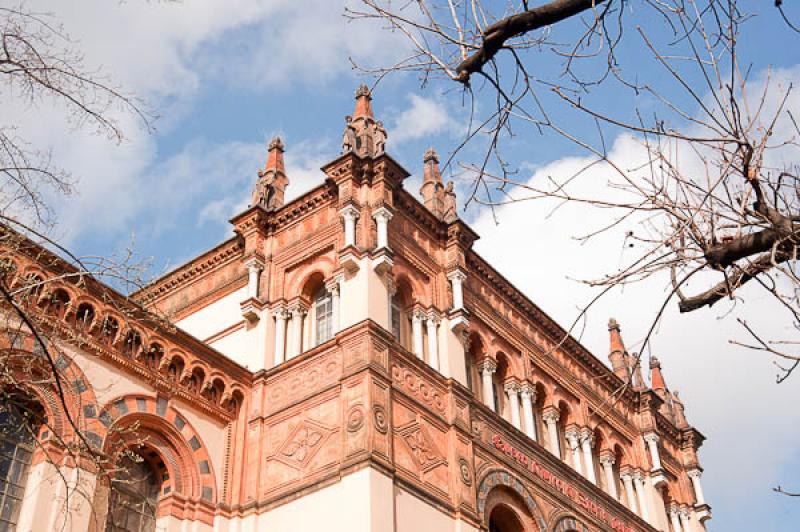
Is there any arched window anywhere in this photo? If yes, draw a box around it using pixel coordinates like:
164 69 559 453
314 288 333 345
100 316 120 345
0 395 42 530
105 454 162 532
488 504 525 532
75 303 95 331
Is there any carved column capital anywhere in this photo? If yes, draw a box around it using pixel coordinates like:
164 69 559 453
271 303 289 321
503 379 520 394
519 381 536 401
339 204 360 221
687 468 703 480
580 427 595 446
643 432 660 445
426 310 441 325
598 449 616 466
371 206 394 223
478 358 497 375
541 406 560 424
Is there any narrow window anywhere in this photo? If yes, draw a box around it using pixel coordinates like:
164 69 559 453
390 296 401 341
314 289 333 345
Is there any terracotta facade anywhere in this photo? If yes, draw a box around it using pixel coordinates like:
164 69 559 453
0 86 710 532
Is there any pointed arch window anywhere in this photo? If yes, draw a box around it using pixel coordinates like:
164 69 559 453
314 288 333 346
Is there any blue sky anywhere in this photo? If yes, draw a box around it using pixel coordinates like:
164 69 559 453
8 1 800 530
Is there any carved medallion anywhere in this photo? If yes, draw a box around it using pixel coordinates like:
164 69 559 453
373 405 388 434
346 405 366 433
459 458 472 486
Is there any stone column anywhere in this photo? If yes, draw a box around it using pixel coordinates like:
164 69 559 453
372 207 393 249
564 428 583 475
479 359 497 411
504 381 521 430
245 258 263 299
542 408 561 458
599 452 618 499
669 505 684 532
621 471 638 515
447 270 467 310
287 302 307 359
272 305 288 366
580 428 597 484
688 469 706 506
680 507 693 532
426 311 440 370
644 432 663 470
340 205 360 248
519 382 537 441
411 308 426 360
633 471 651 522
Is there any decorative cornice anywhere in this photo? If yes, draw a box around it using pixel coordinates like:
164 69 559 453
133 237 244 306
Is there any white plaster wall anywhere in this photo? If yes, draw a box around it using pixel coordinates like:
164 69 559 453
214 467 392 532
156 515 214 532
340 258 392 333
395 483 456 532
16 462 99 532
176 287 247 342
68 347 153 406
212 467 477 532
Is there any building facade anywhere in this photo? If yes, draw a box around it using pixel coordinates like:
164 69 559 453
0 86 711 532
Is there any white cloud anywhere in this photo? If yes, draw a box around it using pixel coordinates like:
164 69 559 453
2 1 398 246
390 94 452 144
470 67 800 530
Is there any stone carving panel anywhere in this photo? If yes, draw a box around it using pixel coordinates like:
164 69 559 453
264 350 341 417
391 362 447 416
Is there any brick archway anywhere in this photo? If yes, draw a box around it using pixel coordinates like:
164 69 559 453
477 469 547 532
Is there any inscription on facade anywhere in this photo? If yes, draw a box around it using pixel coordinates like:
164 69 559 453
491 434 634 532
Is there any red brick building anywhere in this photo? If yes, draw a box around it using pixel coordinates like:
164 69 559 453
0 86 711 532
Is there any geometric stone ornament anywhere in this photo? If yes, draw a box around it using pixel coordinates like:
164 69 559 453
397 421 446 474
274 418 334 470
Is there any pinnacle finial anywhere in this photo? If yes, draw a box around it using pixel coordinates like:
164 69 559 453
355 83 371 99
649 355 661 369
608 317 620 330
268 136 285 152
424 147 439 164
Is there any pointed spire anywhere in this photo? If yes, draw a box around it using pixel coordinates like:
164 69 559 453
629 352 646 391
251 136 289 210
265 136 285 174
671 390 689 428
608 318 629 383
421 147 445 218
341 85 386 157
650 355 667 391
353 84 374 119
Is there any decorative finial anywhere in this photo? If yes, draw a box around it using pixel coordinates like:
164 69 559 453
608 317 620 330
268 136 285 152
649 355 661 369
355 83 372 99
424 147 439 163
